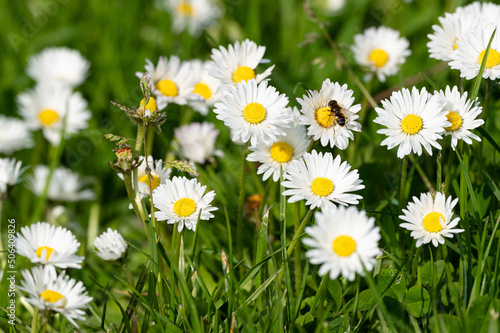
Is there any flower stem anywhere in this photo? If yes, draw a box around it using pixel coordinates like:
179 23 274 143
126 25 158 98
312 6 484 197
286 209 314 258
31 307 39 333
399 156 408 210
123 263 135 287
236 142 249 263
293 202 301 297
122 173 148 234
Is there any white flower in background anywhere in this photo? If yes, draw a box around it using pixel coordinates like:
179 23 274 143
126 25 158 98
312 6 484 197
19 266 92 328
93 228 128 261
351 26 411 82
449 24 500 80
136 56 200 108
313 0 346 15
174 122 223 164
160 0 222 36
282 151 364 211
209 39 275 88
26 47 90 88
0 116 33 154
478 2 500 25
28 165 95 202
17 83 91 146
296 79 361 149
153 176 217 232
400 192 463 247
247 114 309 182
0 158 24 199
374 87 449 159
214 79 291 147
303 206 381 281
15 222 84 269
433 86 484 150
188 60 221 115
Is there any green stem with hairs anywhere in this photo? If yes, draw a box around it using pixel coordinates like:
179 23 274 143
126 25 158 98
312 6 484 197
399 156 408 210
31 307 39 333
287 208 314 258
306 138 315 153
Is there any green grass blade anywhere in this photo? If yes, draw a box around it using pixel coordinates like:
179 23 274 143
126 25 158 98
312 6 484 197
471 29 496 100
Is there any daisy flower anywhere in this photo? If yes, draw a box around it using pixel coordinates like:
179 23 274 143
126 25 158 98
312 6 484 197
247 110 309 182
28 165 95 202
136 155 171 198
93 228 128 261
433 86 484 150
16 222 84 269
297 79 361 149
26 47 90 88
281 151 364 211
160 0 222 36
17 83 91 146
374 87 449 159
0 158 24 199
19 266 92 328
174 122 224 164
213 79 291 147
188 60 222 115
399 192 463 247
449 24 500 80
303 206 381 281
0 116 33 154
153 176 217 232
136 56 200 107
351 26 411 82
208 39 275 88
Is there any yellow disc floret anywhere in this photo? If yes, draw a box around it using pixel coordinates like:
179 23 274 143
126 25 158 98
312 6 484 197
36 246 54 261
269 141 293 163
310 177 334 197
38 109 60 127
233 66 256 83
243 102 266 124
332 235 357 257
422 212 445 233
369 49 389 68
140 97 159 114
401 114 423 135
315 107 334 128
174 198 197 217
478 49 500 68
40 290 66 307
139 174 161 191
445 111 462 132
156 79 178 97
193 82 212 99
177 2 192 15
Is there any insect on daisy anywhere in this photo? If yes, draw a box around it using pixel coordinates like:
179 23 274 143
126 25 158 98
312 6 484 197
281 150 364 211
433 85 484 150
374 86 449 159
19 266 93 328
303 206 381 281
94 228 128 262
16 222 84 269
399 192 464 247
153 176 217 232
296 79 361 149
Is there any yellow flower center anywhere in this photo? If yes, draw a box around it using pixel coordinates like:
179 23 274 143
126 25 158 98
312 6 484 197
177 2 192 15
369 49 389 68
36 246 54 261
445 111 462 132
478 48 500 68
243 102 266 124
140 97 159 114
422 212 445 233
310 177 334 197
173 198 197 217
454 38 460 50
401 114 423 135
38 109 60 127
269 141 293 163
40 289 66 307
332 235 357 257
315 106 334 128
156 79 178 97
233 66 256 83
139 174 161 190
193 82 212 100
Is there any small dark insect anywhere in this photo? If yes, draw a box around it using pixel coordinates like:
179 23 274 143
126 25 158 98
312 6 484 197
328 100 348 127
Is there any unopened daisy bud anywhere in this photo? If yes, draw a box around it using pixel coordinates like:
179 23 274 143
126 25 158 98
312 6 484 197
94 228 128 262
116 147 133 171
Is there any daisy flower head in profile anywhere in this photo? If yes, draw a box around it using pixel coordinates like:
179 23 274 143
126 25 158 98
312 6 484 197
93 228 128 262
351 26 411 82
174 122 224 164
433 86 484 150
26 47 90 88
281 150 364 211
0 158 25 200
19 266 93 328
136 56 200 108
213 79 291 147
160 0 222 36
296 78 361 149
16 83 91 146
0 116 33 154
188 60 222 115
28 165 95 202
153 176 217 232
208 39 275 88
374 86 449 159
16 222 84 269
303 206 381 281
449 24 500 80
399 192 463 247
246 110 309 182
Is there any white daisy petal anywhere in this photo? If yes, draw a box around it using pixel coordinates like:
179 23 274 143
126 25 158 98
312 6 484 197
174 122 223 164
93 228 128 261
